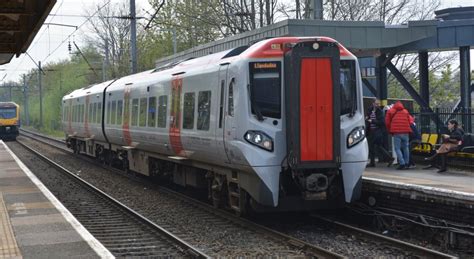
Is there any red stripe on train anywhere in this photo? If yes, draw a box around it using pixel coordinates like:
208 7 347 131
123 86 133 146
169 77 185 156
84 95 91 137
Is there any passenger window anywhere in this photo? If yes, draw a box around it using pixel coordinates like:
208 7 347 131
139 98 147 127
183 92 195 129
219 81 224 128
228 79 234 116
117 100 123 125
107 101 111 124
80 105 84 123
98 103 102 124
131 99 139 126
158 95 167 128
93 103 97 124
111 101 117 125
88 103 92 123
197 91 211 131
148 97 157 127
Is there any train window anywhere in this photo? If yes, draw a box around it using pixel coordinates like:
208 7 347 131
80 105 84 123
218 80 224 128
88 103 92 123
183 92 195 129
249 62 281 119
139 98 147 127
158 95 167 128
340 60 357 115
97 103 102 124
148 97 156 127
107 101 111 125
131 99 139 126
228 79 234 116
117 100 123 125
197 91 211 131
92 103 97 124
111 101 117 125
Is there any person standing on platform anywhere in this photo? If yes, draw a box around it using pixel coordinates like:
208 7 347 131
408 115 421 168
385 101 412 170
366 99 394 167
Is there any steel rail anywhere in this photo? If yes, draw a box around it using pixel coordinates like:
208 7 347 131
19 129 345 258
311 214 457 259
15 138 210 258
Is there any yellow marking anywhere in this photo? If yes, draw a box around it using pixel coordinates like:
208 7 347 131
0 194 22 258
0 187 39 194
7 202 54 211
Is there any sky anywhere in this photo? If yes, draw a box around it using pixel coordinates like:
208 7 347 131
0 0 473 83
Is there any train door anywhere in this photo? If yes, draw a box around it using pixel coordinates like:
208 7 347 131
216 64 231 163
223 77 236 160
284 40 341 169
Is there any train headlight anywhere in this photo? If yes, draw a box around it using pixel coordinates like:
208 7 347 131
347 126 365 148
244 130 273 152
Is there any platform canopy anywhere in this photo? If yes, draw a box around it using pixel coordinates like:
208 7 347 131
155 8 474 67
0 0 56 65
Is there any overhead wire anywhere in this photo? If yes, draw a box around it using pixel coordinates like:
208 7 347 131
43 0 113 63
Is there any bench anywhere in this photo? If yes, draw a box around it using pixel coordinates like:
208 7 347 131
411 133 439 154
421 133 474 169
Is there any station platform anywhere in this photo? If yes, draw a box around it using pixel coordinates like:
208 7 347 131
361 163 474 223
364 164 474 194
0 141 112 258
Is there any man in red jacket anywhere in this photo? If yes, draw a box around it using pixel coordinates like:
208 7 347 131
385 101 412 170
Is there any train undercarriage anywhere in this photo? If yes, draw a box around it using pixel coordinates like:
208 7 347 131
67 137 347 215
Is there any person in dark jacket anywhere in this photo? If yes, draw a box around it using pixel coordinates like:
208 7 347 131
385 101 412 170
366 99 393 167
425 119 464 173
408 115 421 168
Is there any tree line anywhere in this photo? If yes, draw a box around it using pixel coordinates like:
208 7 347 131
5 0 468 133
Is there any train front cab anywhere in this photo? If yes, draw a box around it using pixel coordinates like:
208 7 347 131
0 103 20 140
248 39 368 212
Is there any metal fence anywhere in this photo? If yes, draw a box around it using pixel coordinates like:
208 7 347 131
411 107 473 134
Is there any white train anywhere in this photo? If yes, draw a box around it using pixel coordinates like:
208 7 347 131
62 37 368 214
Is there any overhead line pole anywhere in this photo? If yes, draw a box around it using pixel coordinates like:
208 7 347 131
130 0 137 74
38 61 43 128
23 74 29 126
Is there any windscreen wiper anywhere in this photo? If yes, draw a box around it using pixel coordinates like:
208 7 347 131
248 84 264 121
349 79 357 117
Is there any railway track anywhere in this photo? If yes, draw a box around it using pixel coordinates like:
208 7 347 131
14 137 208 258
17 129 344 258
18 129 458 258
310 215 457 259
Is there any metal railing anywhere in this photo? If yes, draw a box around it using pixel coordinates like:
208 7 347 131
412 107 473 134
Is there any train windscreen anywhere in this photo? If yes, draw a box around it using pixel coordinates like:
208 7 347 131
0 107 16 119
340 60 357 115
249 62 282 119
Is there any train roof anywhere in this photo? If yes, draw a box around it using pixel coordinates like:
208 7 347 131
63 36 355 100
0 102 19 108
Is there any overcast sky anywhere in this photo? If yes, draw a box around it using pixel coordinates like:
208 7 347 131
1 0 473 83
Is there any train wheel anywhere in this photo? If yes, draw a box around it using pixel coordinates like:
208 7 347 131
211 176 226 208
228 184 251 217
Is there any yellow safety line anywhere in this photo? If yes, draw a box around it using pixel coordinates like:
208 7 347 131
0 194 22 258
